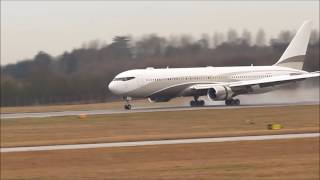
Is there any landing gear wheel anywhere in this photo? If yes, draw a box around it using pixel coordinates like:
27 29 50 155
124 104 131 110
199 100 205 106
225 99 233 106
190 98 205 107
225 99 240 106
235 99 240 106
123 96 132 110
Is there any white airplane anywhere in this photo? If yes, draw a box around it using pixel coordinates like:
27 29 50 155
108 21 319 110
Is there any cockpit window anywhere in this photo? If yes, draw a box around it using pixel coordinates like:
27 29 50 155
113 77 135 81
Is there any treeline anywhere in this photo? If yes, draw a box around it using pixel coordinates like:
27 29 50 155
1 29 319 106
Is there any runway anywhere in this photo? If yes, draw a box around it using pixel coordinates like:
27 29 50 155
1 102 318 119
1 133 318 153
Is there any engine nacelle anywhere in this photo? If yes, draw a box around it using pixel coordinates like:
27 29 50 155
207 86 233 101
148 96 171 103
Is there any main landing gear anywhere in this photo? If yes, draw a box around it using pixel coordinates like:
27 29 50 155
190 96 205 107
123 96 132 110
225 99 240 106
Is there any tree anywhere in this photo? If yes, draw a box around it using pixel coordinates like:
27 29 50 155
133 34 167 58
310 30 319 45
255 29 266 46
34 51 52 64
179 34 194 47
241 29 252 46
227 29 238 44
277 30 294 44
1 75 21 106
60 52 78 74
82 39 103 49
198 33 210 49
212 31 224 47
109 36 132 58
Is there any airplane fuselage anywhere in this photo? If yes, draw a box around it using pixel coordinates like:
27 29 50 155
108 66 305 99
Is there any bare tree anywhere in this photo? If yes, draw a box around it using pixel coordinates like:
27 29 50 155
255 29 266 46
109 36 132 58
179 34 194 47
227 29 238 44
88 39 101 49
212 31 224 48
199 33 210 49
133 34 167 57
167 35 180 47
241 29 252 46
277 30 294 44
310 29 319 45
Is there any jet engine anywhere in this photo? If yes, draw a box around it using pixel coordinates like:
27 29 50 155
207 86 233 101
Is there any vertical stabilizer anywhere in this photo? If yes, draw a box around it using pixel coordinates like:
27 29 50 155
274 20 312 70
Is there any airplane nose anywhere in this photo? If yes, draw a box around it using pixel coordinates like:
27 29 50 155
108 80 128 95
108 81 116 93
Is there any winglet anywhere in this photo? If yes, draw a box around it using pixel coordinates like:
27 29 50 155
274 20 312 70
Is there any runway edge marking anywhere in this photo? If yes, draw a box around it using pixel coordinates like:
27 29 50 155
1 133 319 153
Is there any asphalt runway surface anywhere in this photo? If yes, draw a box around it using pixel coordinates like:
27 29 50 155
1 102 318 119
1 133 318 153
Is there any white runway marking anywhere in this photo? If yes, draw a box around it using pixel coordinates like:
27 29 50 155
1 133 318 153
1 102 318 119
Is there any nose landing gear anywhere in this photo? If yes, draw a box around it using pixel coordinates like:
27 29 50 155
190 96 205 107
225 99 240 106
124 104 131 110
123 96 132 110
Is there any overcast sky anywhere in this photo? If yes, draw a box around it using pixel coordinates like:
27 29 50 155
1 1 319 65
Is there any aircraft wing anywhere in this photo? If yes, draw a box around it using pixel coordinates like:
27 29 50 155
190 72 319 90
228 72 319 88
